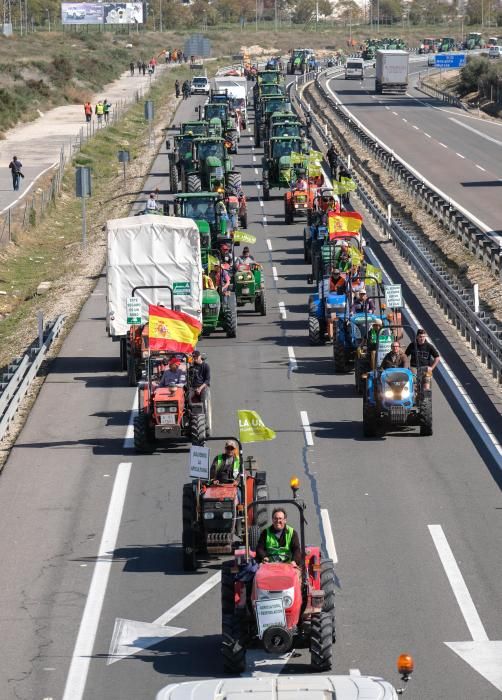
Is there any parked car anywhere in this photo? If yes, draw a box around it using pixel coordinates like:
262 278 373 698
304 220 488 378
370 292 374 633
190 76 210 95
488 46 502 58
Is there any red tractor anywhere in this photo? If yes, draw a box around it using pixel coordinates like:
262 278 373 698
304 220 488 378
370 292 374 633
133 352 208 453
182 445 269 571
284 188 309 224
221 479 336 674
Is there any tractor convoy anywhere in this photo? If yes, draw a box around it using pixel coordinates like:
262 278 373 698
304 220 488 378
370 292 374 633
103 59 427 691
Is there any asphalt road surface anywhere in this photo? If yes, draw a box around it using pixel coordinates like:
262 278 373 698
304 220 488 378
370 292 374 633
323 59 502 236
0 82 501 700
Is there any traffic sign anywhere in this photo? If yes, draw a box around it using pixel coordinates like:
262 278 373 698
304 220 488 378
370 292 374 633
385 284 402 309
126 296 142 325
434 53 466 69
173 281 191 296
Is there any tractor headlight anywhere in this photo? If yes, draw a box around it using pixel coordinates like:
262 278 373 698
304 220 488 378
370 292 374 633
203 512 215 520
384 389 394 399
222 512 233 519
401 386 410 398
283 593 293 608
157 406 166 413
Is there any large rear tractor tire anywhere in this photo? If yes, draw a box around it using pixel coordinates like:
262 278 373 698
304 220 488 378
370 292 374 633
320 559 336 642
419 397 433 436
182 483 198 571
254 483 269 529
254 292 267 316
190 413 206 445
248 524 261 552
333 341 347 373
187 173 202 193
309 315 325 346
363 402 377 438
310 612 333 671
223 294 238 338
221 561 246 674
262 177 270 201
227 171 242 192
133 413 153 454
169 159 179 194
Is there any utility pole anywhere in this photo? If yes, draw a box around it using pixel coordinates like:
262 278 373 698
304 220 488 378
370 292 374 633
274 0 277 31
255 0 258 32
45 7 50 31
159 0 162 32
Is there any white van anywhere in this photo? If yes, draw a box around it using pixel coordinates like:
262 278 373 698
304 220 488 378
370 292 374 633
488 46 502 58
345 58 365 79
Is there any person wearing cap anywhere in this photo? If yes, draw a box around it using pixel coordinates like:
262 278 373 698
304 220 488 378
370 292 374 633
210 440 240 485
366 317 383 351
219 242 233 266
292 171 308 192
209 262 230 294
157 356 186 387
334 240 351 272
191 350 210 400
351 289 375 314
381 340 409 369
329 268 346 293
235 247 255 268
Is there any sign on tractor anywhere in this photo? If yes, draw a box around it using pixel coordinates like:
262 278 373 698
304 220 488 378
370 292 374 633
173 281 192 296
434 54 466 69
126 296 142 325
385 284 403 308
189 445 210 480
255 599 286 638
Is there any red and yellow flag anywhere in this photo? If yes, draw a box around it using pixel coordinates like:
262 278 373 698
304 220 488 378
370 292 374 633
148 305 201 353
327 211 363 235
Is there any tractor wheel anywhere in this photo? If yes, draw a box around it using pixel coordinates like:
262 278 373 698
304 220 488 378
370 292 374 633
303 228 309 262
310 612 333 671
187 174 202 193
320 559 336 642
182 483 197 571
222 615 246 674
223 294 238 338
133 413 153 453
203 389 212 438
221 561 235 614
254 484 269 529
190 413 206 445
284 203 291 225
229 130 238 154
309 315 324 346
255 292 267 316
248 524 261 552
169 160 178 194
333 341 347 373
363 402 377 438
119 338 127 371
354 362 363 394
227 171 242 192
254 126 261 147
262 178 270 201
419 397 433 436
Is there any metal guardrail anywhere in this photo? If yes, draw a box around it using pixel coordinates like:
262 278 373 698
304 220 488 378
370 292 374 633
0 315 65 442
311 75 502 279
417 78 465 109
288 73 502 385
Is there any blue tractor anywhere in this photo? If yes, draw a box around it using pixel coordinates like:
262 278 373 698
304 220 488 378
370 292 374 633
308 288 346 345
363 326 433 438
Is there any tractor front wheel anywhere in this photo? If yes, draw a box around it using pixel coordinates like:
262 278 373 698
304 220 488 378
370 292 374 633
254 483 269 529
333 341 347 372
169 158 178 194
190 414 206 445
419 397 433 436
239 211 248 229
262 177 270 201
363 402 377 438
223 295 238 338
133 413 153 453
182 483 197 571
255 292 267 316
310 612 333 671
309 315 324 346
320 559 336 642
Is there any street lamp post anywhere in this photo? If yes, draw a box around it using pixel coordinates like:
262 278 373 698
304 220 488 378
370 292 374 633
46 8 50 32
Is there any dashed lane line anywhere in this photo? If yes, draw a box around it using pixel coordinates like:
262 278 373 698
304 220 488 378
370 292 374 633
272 266 278 281
287 346 297 371
300 410 314 446
278 301 287 319
456 153 465 159
321 509 339 564
266 239 272 251
476 164 486 171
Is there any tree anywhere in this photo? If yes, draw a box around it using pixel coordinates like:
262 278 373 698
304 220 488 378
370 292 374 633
370 0 402 24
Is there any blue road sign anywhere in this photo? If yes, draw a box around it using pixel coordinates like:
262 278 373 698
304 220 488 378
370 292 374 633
434 53 466 69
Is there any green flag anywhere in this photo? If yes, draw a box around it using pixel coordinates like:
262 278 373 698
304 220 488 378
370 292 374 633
238 410 276 443
232 231 257 245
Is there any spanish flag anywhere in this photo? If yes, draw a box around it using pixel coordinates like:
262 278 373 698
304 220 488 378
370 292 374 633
327 211 363 235
148 305 201 353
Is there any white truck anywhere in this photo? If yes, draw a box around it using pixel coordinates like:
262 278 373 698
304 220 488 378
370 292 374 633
106 214 202 371
212 75 248 125
375 50 409 94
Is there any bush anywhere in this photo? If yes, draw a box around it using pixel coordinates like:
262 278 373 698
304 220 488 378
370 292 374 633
51 55 74 84
459 55 499 95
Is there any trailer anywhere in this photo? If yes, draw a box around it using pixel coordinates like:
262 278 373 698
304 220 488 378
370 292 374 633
375 50 409 94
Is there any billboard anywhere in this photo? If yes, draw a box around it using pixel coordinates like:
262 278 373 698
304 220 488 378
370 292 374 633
104 3 144 24
61 3 104 24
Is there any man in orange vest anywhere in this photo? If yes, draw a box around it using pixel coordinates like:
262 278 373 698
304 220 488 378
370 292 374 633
84 101 92 123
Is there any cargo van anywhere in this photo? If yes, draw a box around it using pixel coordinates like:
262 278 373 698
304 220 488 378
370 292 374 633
345 58 364 79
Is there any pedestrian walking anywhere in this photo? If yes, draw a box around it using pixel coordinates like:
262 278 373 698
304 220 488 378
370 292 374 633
95 99 104 126
130 61 135 76
103 98 111 124
137 60 142 73
175 79 180 98
84 101 92 123
142 61 146 76
9 155 24 191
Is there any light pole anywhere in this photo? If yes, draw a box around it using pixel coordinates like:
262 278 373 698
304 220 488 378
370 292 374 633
255 0 258 32
45 7 50 32
159 0 162 32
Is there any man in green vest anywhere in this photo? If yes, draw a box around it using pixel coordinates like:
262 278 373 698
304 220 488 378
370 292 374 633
209 440 240 485
256 508 302 565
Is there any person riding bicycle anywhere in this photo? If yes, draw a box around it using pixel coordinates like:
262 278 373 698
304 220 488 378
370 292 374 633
256 508 302 565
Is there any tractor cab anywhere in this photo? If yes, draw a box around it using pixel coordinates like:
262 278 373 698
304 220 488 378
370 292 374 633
186 137 234 192
466 32 483 49
174 192 228 240
262 137 303 200
180 120 208 137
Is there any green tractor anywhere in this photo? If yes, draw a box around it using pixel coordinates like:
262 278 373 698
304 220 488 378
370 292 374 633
183 137 240 194
287 49 314 75
362 39 378 61
180 121 208 137
440 37 456 52
198 102 239 153
174 192 229 244
253 81 285 110
255 96 292 147
168 132 199 194
266 113 304 143
465 32 483 50
234 261 267 315
262 136 303 201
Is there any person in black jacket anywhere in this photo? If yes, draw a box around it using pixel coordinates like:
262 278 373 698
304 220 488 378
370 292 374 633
9 156 24 191
191 350 210 400
405 329 440 372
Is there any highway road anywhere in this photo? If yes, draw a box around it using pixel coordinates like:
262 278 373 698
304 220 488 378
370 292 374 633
0 81 501 700
323 59 502 236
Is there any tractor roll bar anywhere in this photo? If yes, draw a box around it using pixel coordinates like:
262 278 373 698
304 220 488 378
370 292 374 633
132 285 174 311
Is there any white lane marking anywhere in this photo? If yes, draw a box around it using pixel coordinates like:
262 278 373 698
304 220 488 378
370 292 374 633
272 266 278 281
402 118 408 123
262 216 267 226
449 117 502 147
254 167 258 175
242 649 293 677
456 153 465 159
369 249 502 460
424 132 431 138
256 183 261 190
62 462 132 700
429 525 488 642
266 238 272 251
320 509 338 563
476 164 486 172
392 111 398 116
439 142 448 148
259 199 264 207
154 571 221 626
385 106 390 110
123 393 138 449
278 301 287 319
287 346 297 371
300 410 314 446
252 155 257 162
412 125 419 130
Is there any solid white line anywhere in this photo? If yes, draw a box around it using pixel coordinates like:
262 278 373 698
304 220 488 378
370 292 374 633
320 509 338 563
62 462 132 700
272 266 278 281
287 346 297 371
456 152 465 159
476 164 486 171
266 238 272 251
428 525 488 642
300 410 314 446
424 132 431 138
278 301 287 319
449 117 502 147
439 142 448 148
123 393 138 449
154 571 221 625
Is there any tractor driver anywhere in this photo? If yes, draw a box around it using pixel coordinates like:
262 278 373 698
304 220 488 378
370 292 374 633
351 289 375 314
191 350 210 401
235 246 255 268
329 268 346 294
209 262 231 294
256 508 302 566
210 440 240 485
292 170 308 192
381 340 409 369
157 356 186 387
